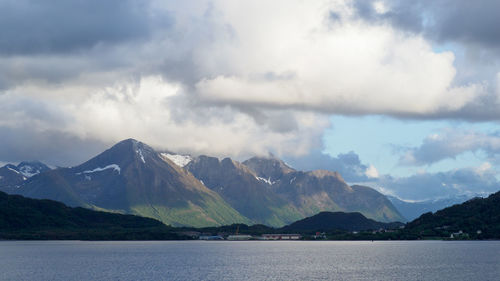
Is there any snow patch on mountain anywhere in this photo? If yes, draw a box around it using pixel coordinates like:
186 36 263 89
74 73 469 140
18 165 41 177
136 149 146 164
7 167 20 174
76 164 121 175
161 153 192 167
256 176 274 185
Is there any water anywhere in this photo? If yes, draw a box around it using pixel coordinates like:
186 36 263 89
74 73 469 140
0 240 498 281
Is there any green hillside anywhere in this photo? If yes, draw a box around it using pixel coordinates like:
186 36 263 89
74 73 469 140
403 191 500 239
0 191 184 240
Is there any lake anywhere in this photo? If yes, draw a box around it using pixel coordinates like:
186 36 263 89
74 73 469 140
0 240 498 280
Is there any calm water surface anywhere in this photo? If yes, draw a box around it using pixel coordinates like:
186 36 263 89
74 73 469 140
0 240 498 280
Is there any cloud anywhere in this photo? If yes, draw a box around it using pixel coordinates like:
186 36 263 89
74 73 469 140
351 0 500 50
0 126 108 166
284 150 378 182
370 164 500 201
0 0 499 165
399 129 500 166
348 0 500 121
0 75 330 165
192 1 482 117
0 0 169 55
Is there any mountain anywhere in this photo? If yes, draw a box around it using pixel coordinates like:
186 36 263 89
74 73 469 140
282 211 404 232
388 195 473 221
186 156 303 226
403 191 500 239
0 191 184 240
187 155 404 226
243 156 405 223
8 139 404 228
0 161 50 193
15 139 250 227
17 161 51 177
242 155 294 182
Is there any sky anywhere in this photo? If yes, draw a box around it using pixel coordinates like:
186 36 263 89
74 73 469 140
1 0 500 201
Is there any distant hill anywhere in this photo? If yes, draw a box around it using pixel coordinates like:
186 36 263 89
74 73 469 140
281 211 404 233
388 195 472 221
403 191 500 239
0 191 184 240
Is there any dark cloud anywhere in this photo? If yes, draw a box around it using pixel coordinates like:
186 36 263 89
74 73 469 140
426 0 500 48
0 0 171 55
0 126 109 166
352 0 500 50
283 150 374 182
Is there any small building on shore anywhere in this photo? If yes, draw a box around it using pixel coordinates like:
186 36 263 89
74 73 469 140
261 234 301 240
199 235 224 240
227 234 253 240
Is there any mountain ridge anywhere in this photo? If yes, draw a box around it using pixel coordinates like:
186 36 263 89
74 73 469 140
13 139 251 227
2 139 404 227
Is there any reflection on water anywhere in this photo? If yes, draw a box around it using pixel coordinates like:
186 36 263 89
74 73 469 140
0 240 499 281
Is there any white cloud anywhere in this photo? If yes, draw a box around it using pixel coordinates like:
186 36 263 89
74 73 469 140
365 164 380 178
373 1 389 14
193 0 483 116
62 76 329 159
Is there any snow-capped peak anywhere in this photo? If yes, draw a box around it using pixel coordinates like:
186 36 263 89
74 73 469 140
161 153 192 167
18 165 41 178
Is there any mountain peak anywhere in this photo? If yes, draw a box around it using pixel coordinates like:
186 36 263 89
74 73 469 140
74 139 157 173
113 139 156 156
16 161 51 178
0 161 50 180
112 138 153 151
243 155 295 182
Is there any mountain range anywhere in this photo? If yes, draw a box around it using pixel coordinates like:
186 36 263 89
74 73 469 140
388 195 474 221
0 139 404 227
